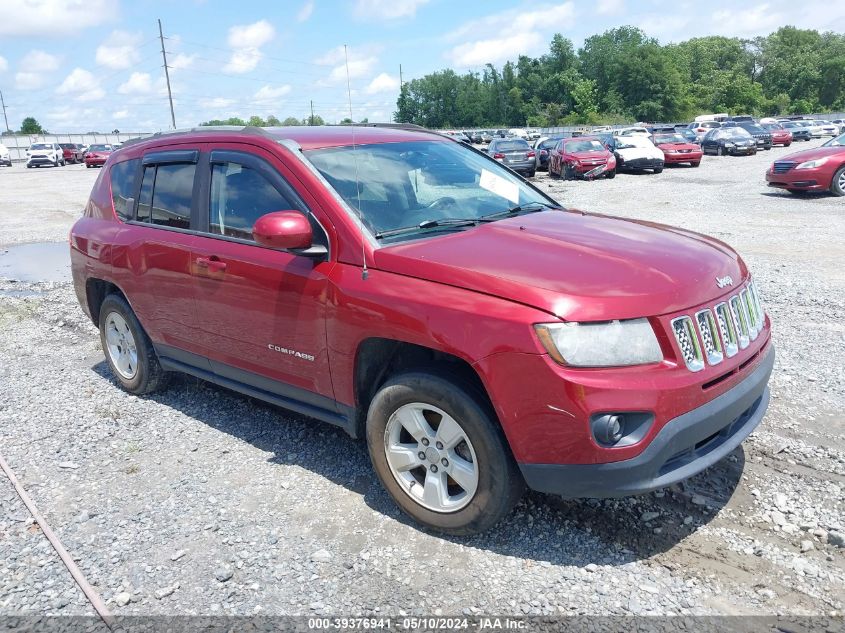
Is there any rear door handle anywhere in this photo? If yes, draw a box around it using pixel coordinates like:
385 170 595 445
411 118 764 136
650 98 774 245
195 256 227 273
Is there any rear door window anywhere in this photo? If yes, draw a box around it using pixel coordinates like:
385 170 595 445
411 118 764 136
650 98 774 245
136 162 195 229
109 158 139 221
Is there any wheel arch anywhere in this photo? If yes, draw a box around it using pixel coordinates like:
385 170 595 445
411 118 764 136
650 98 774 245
352 337 494 439
84 277 128 326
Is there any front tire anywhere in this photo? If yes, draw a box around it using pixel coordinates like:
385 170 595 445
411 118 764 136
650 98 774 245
830 166 845 197
605 169 616 179
716 146 724 156
99 294 169 395
653 167 663 174
526 170 535 178
366 371 524 535
691 161 700 167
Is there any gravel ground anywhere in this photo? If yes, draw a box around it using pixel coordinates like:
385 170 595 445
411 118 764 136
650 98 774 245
0 146 843 620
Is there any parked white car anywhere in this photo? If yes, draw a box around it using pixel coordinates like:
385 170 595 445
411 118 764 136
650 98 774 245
615 126 651 137
26 142 64 168
507 128 529 139
808 120 839 136
612 134 665 173
0 143 11 167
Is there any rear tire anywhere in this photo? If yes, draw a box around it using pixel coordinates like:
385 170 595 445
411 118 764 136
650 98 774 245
830 166 845 197
99 294 169 395
526 170 535 178
366 371 524 535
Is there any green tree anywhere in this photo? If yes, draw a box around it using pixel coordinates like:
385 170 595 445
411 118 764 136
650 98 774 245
20 117 44 134
265 115 282 126
281 116 301 126
248 115 266 127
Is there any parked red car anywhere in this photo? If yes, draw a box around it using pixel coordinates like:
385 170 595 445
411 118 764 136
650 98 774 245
548 136 617 179
84 144 113 168
762 123 793 147
70 126 773 534
766 133 845 196
651 132 703 167
59 143 84 164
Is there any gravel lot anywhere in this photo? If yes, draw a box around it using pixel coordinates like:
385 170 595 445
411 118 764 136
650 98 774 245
0 145 843 620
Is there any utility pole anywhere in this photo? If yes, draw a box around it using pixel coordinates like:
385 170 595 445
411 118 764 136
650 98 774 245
158 19 176 129
399 64 403 87
0 90 10 134
310 100 314 126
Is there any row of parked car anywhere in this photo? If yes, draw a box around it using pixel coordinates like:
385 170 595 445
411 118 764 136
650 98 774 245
454 115 844 182
0 141 118 168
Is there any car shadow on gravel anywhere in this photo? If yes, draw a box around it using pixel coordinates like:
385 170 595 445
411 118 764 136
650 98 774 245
91 362 744 567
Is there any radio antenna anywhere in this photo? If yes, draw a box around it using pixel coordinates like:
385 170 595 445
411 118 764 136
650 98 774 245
345 44 368 281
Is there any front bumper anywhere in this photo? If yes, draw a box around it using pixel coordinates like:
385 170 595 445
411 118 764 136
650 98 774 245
520 344 774 498
27 156 58 165
663 152 702 164
618 157 663 170
766 169 828 191
727 145 755 155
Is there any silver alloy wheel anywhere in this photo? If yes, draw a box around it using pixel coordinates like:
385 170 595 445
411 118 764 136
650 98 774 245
104 312 138 380
383 402 479 513
838 170 845 192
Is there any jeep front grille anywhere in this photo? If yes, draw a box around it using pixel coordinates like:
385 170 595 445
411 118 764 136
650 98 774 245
695 309 723 365
671 316 704 372
671 282 766 372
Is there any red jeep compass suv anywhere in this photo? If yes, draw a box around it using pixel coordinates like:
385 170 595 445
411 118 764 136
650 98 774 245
70 126 774 534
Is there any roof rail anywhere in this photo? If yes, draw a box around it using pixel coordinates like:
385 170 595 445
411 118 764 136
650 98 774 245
358 122 430 131
118 125 271 149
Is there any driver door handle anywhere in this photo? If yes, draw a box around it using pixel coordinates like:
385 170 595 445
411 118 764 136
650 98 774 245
195 256 227 273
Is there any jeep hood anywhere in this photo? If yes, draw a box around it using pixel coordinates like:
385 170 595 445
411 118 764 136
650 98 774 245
374 210 746 321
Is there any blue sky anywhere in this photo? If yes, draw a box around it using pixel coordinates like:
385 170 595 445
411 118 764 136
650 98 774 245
1 0 844 133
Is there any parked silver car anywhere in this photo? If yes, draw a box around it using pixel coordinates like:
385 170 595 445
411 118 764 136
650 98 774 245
487 138 536 176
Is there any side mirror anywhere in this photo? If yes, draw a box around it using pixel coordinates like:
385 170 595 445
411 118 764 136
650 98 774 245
253 211 313 250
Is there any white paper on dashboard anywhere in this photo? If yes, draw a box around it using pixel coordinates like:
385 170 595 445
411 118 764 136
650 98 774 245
479 169 520 204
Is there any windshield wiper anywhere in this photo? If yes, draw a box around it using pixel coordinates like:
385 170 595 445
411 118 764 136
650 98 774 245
374 218 479 239
479 201 558 222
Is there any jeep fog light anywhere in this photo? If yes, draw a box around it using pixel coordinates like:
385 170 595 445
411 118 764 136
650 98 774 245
594 414 624 445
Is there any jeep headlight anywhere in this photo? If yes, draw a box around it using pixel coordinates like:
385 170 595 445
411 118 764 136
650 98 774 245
534 318 663 367
795 157 828 169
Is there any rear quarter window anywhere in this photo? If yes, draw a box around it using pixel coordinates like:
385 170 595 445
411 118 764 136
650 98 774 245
109 158 139 221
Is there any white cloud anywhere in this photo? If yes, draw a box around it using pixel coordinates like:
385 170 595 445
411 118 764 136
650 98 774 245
316 45 380 85
446 3 575 66
96 31 143 70
169 53 196 70
227 19 276 48
254 85 292 103
56 68 104 101
353 0 429 20
118 72 153 95
0 56 7 73
0 0 118 36
297 0 315 22
223 20 276 73
597 0 625 15
711 4 785 36
20 50 61 73
365 72 400 94
15 72 44 90
113 110 130 120
202 97 236 109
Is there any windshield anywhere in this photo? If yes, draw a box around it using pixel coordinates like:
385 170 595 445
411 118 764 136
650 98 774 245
763 123 783 130
741 124 765 133
564 139 605 152
823 133 845 147
31 143 52 150
719 128 752 139
654 133 686 144
89 144 112 151
305 140 555 241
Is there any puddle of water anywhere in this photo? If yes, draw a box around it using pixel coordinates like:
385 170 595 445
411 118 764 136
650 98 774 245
0 242 70 283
